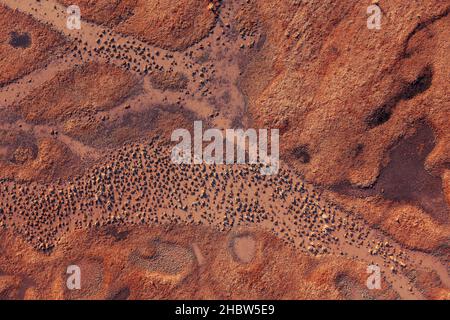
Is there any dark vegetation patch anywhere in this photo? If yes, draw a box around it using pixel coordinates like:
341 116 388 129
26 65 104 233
333 122 448 223
351 143 364 158
9 32 31 48
0 129 38 164
334 272 367 300
110 287 130 300
291 145 310 164
401 65 433 100
366 106 392 128
373 122 448 223
366 65 433 128
105 226 129 241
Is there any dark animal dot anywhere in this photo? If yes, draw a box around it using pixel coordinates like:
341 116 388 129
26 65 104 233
292 145 310 164
9 32 32 48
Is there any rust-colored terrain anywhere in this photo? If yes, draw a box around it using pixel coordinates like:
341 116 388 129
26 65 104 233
0 0 448 300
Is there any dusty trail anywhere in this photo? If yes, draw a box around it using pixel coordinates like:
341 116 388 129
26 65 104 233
0 121 101 161
0 56 75 106
2 139 448 299
1 0 249 129
1 0 252 161
0 0 448 300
